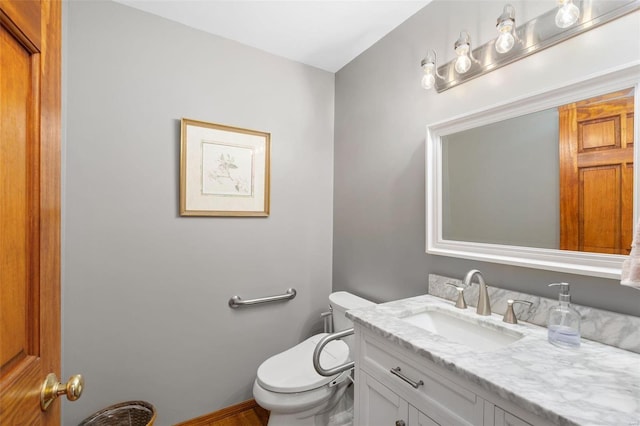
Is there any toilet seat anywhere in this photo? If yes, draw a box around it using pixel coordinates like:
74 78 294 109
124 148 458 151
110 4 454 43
257 333 349 393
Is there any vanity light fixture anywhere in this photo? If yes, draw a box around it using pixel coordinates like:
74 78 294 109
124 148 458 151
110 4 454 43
418 0 639 93
495 4 516 54
555 0 580 28
420 49 439 90
454 31 472 74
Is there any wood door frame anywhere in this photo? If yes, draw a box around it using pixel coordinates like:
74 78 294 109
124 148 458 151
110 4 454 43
39 1 62 423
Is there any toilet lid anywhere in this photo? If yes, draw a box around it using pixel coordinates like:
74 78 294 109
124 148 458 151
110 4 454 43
257 333 350 393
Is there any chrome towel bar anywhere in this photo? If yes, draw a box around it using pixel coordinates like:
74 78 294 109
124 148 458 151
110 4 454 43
313 328 355 377
228 288 296 309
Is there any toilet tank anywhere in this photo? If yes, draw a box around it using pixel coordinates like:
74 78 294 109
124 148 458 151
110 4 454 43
329 291 375 332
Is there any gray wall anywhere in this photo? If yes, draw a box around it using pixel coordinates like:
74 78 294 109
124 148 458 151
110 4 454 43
443 108 559 249
333 0 640 315
63 2 334 425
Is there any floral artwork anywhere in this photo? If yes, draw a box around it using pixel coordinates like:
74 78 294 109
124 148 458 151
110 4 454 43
180 118 270 216
201 142 254 196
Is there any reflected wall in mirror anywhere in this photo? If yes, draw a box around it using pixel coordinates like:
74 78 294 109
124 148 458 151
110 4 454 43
426 64 639 278
442 88 634 255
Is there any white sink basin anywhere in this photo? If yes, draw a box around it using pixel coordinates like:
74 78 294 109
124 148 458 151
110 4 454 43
401 309 524 351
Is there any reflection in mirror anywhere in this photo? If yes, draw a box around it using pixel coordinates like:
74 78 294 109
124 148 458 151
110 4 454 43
443 108 560 249
442 88 634 255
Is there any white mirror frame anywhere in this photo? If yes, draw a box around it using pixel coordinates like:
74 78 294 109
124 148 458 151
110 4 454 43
426 63 640 279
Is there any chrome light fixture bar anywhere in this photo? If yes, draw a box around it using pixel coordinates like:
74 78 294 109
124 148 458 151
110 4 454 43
429 0 640 93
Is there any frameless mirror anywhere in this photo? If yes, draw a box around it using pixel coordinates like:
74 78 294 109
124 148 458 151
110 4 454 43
426 65 639 279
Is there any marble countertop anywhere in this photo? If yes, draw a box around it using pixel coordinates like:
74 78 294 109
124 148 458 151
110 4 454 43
346 295 640 426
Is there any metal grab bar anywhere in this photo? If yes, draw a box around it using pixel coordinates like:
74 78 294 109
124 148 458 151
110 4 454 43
320 308 333 333
228 288 296 309
313 328 354 377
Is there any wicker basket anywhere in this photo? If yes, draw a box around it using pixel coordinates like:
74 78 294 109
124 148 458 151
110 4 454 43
78 401 156 426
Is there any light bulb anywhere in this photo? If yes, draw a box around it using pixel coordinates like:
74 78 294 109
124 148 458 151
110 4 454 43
454 32 472 74
495 7 515 54
495 31 515 53
555 0 580 28
421 72 435 90
454 55 471 74
420 50 437 90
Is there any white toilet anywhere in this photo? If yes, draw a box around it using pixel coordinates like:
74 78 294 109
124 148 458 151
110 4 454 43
253 291 374 426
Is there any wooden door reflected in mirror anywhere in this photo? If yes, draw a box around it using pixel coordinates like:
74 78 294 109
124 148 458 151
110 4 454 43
559 89 634 255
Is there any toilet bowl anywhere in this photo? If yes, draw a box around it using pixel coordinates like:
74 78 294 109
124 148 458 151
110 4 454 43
253 334 350 425
253 292 374 426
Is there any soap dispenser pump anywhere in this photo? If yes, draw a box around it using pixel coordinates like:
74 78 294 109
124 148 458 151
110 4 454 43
547 283 581 348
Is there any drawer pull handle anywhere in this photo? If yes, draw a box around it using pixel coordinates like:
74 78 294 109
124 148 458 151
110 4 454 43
395 421 406 426
390 367 424 389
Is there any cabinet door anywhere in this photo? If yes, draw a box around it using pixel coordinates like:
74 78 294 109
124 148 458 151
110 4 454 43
495 407 533 426
358 372 409 426
409 405 441 426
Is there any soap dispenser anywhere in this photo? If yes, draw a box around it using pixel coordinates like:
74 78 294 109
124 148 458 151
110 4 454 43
547 283 581 348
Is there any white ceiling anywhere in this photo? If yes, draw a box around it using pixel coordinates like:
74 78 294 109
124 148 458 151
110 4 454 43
113 0 431 72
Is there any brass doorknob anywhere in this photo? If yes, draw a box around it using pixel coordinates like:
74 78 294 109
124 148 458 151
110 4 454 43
40 373 84 411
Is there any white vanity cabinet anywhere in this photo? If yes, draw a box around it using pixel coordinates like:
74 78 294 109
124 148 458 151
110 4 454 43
354 328 551 426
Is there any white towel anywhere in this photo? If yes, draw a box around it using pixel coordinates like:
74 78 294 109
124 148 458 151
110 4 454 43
621 218 640 290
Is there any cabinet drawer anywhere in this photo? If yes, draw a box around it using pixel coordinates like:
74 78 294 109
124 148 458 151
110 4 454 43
361 333 484 426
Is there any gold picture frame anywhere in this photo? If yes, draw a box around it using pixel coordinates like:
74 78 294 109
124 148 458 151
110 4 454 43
180 118 270 217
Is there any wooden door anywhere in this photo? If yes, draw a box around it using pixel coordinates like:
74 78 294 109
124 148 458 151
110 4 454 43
0 0 62 424
559 89 635 255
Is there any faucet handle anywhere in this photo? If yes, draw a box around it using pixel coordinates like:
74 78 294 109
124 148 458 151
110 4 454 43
445 283 467 309
502 299 533 324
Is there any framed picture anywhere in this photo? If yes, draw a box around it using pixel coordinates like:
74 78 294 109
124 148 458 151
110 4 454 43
180 118 270 217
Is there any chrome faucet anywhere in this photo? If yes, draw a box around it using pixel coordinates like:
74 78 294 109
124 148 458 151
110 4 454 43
463 269 491 316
